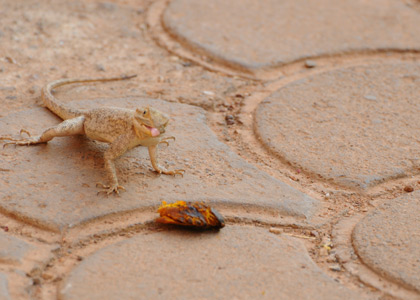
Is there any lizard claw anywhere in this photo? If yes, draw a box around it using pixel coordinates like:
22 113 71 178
3 142 18 149
0 135 14 142
158 136 176 147
96 182 125 195
20 129 32 137
171 169 185 177
157 167 185 177
2 142 13 149
1 139 26 148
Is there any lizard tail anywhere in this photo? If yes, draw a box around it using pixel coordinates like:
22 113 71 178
41 74 138 120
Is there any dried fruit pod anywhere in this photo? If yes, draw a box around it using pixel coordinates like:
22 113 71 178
156 201 225 229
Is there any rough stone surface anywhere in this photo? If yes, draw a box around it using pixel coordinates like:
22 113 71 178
60 226 364 300
255 63 420 189
352 192 420 292
163 0 420 70
0 0 418 298
0 273 11 300
0 98 318 231
0 231 32 264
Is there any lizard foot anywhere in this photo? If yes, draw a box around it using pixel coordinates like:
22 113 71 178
96 182 126 195
158 136 176 147
1 137 42 148
0 130 40 148
155 166 185 177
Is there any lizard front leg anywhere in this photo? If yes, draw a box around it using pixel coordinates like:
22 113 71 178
0 116 85 147
97 134 132 195
148 144 184 176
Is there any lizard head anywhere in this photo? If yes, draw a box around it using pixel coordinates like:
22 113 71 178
133 107 170 138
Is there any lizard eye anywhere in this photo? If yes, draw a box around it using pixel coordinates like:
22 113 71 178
143 110 147 115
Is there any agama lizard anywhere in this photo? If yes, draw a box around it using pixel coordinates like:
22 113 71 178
0 75 184 195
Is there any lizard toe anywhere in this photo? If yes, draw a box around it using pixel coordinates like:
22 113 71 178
161 168 185 177
96 182 125 196
158 136 176 147
3 142 16 149
175 169 185 177
19 129 32 137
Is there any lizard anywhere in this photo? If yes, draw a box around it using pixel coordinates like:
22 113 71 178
0 75 184 195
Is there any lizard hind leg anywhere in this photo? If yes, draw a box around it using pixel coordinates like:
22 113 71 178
0 116 86 147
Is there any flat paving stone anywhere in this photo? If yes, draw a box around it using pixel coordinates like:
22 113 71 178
0 98 318 232
0 231 32 264
59 226 365 300
352 192 420 293
163 0 420 71
0 273 11 300
255 63 420 189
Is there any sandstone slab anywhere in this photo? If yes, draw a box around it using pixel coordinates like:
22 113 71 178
0 231 32 265
255 63 420 189
0 98 318 231
60 226 365 300
352 192 420 293
163 0 420 71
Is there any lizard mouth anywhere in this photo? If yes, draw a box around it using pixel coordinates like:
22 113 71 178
144 125 160 137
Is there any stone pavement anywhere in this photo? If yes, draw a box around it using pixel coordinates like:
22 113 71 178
0 0 419 299
163 0 420 71
353 192 420 293
0 273 11 300
59 226 363 300
255 63 420 190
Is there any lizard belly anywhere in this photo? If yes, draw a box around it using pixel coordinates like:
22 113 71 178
84 130 115 143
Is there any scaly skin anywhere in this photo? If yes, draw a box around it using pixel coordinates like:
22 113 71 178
0 75 184 195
